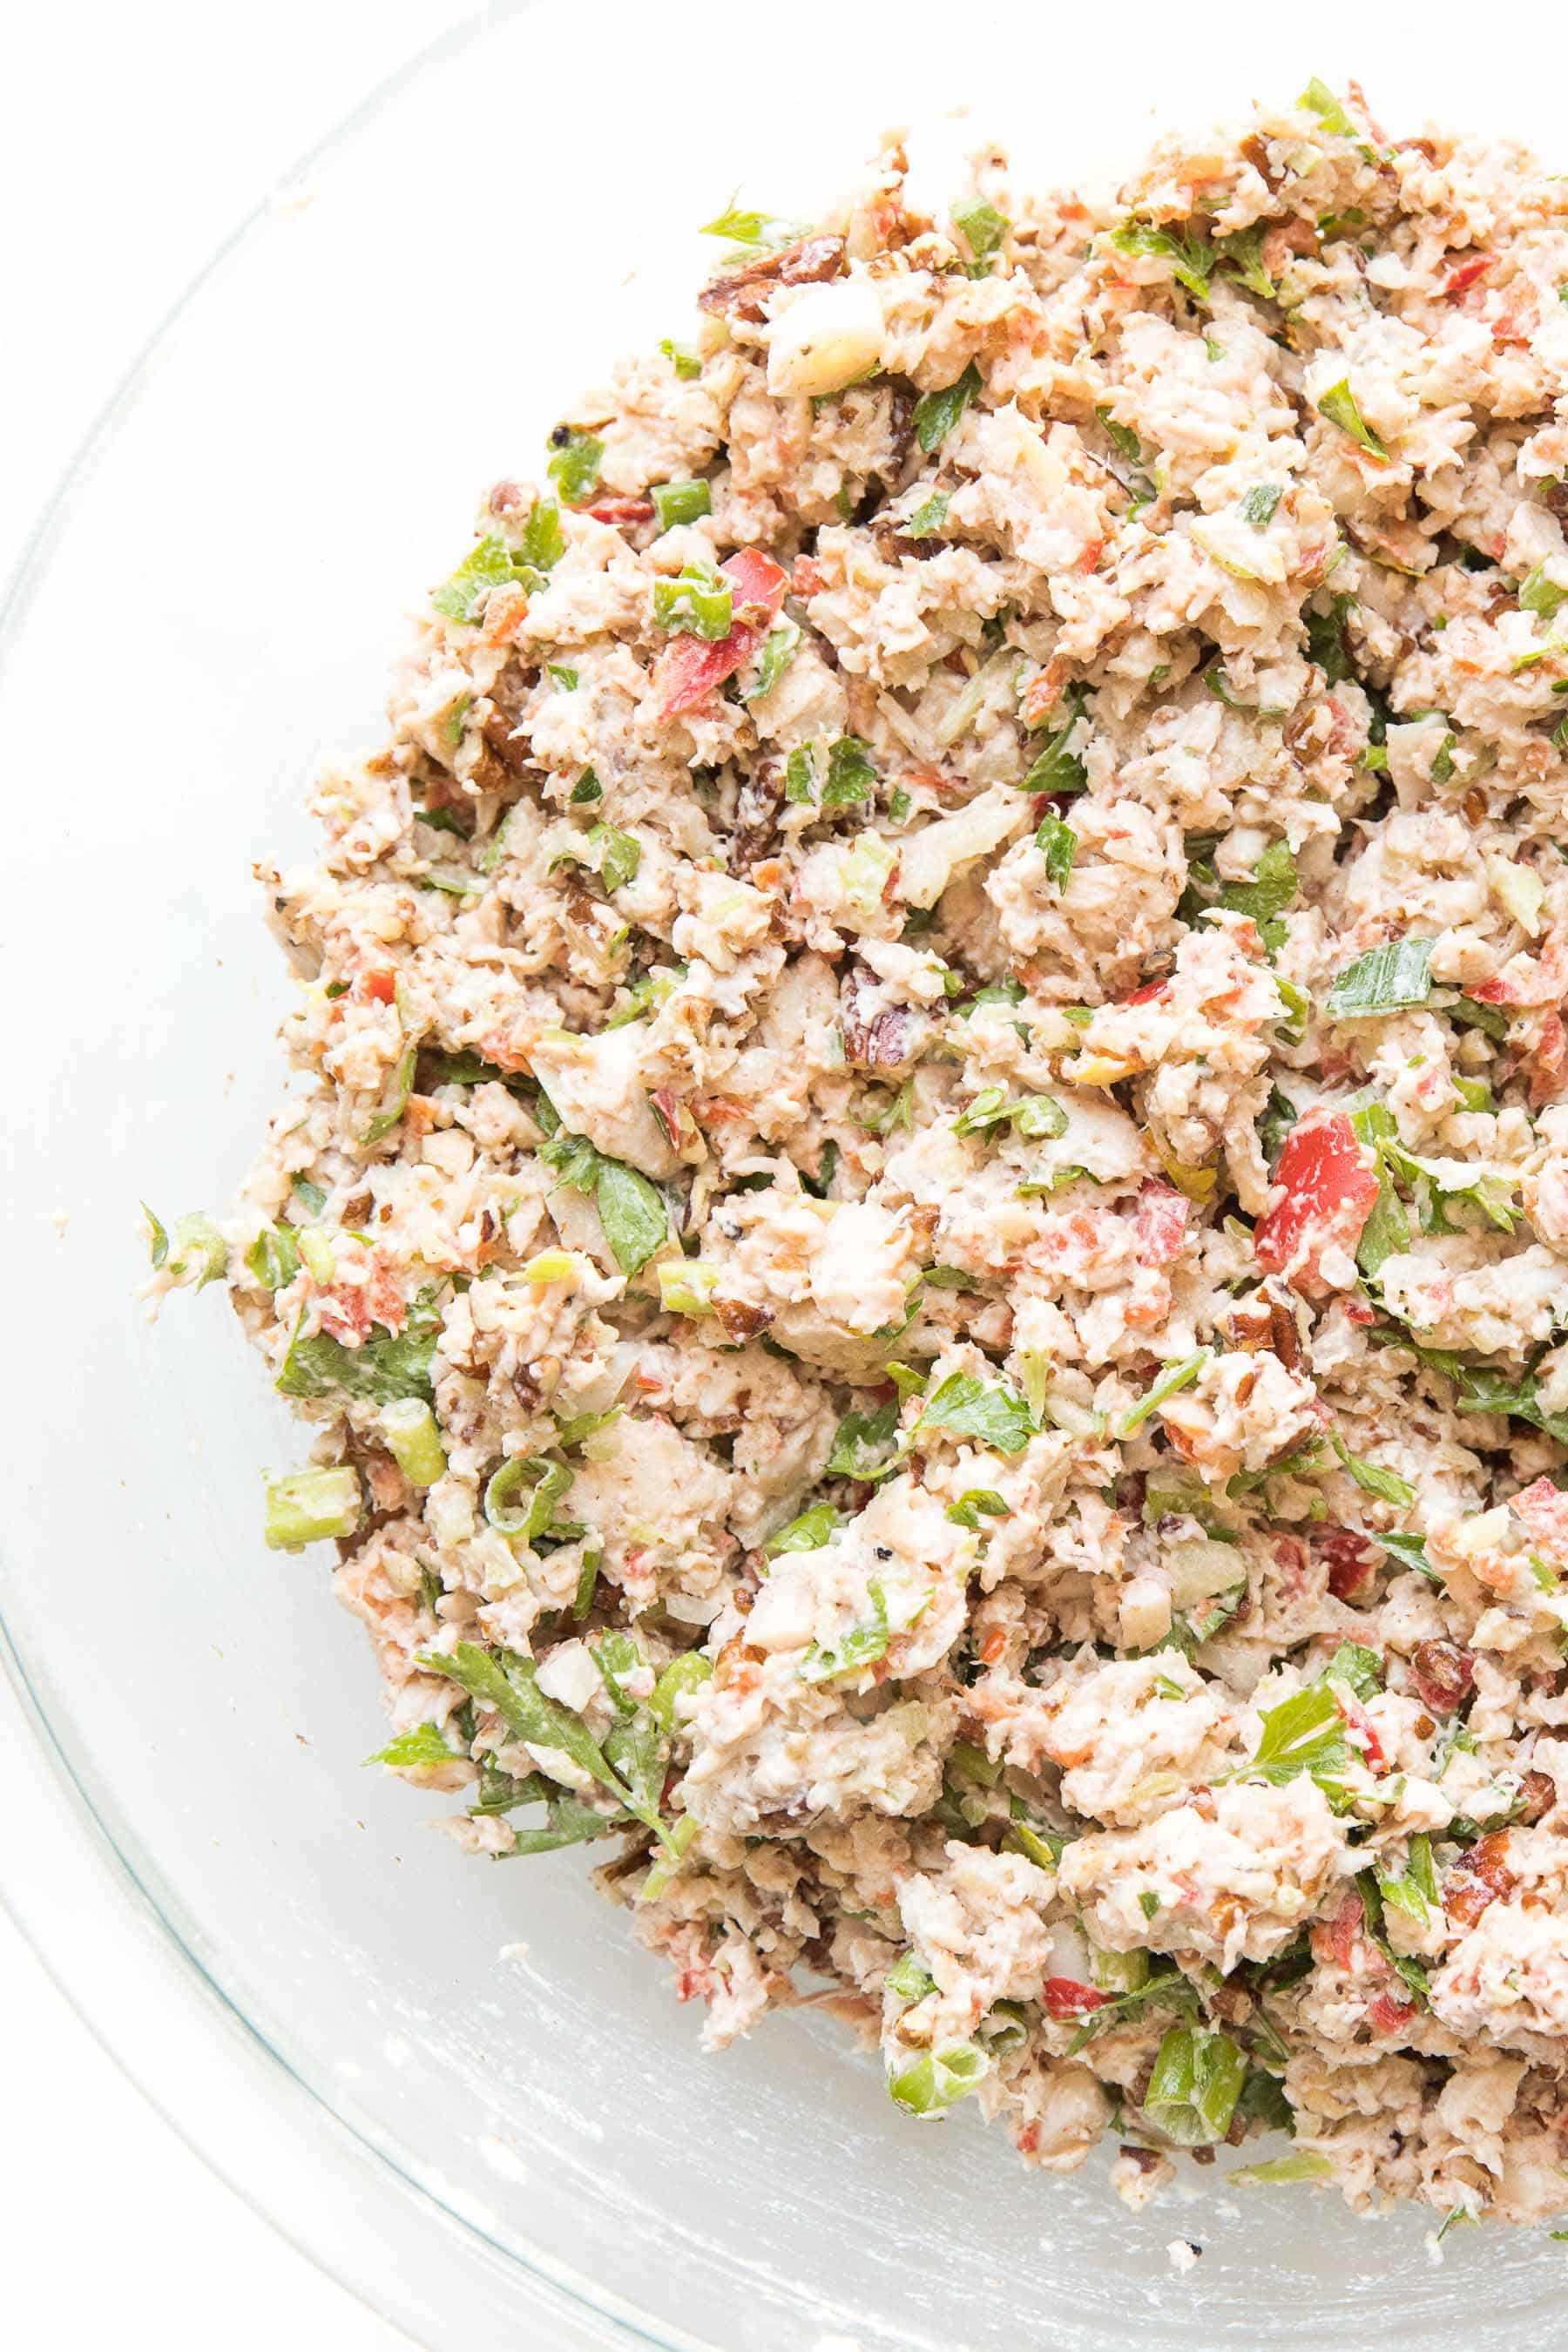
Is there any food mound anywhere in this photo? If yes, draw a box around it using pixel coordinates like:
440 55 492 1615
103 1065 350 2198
149 77 1568 2225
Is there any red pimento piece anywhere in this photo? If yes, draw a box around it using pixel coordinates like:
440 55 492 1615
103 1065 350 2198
1042 1977 1108 2020
584 496 656 527
362 970 397 1004
1443 253 1492 297
1311 1887 1365 1973
1510 1475 1568 1561
1133 1179 1189 1267
1316 1527 1377 1601
1254 1113 1381 1292
1366 1989 1416 2035
653 548 790 720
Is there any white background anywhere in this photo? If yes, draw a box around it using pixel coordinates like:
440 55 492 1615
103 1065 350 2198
1 4 476 2342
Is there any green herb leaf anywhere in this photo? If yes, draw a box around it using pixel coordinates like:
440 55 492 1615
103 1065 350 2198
897 489 948 544
1520 563 1567 624
700 206 801 249
522 497 566 571
1325 1639 1383 1700
1307 591 1356 684
366 1721 458 1769
1036 811 1078 891
1216 228 1277 301
828 1398 902 1478
1095 406 1143 468
1375 1830 1437 1923
1299 78 1359 139
742 619 801 702
946 1489 1010 1530
419 1641 671 1846
912 362 982 456
1315 378 1389 461
594 1158 670 1277
919 1372 1037 1455
1118 1350 1209 1439
364 1043 417 1144
1235 1682 1348 1788
952 197 1009 265
1328 1433 1414 1508
764 1501 844 1558
584 821 641 894
822 735 878 805
1239 483 1283 528
1230 2151 1331 2186
277 1288 443 1406
245 1223 301 1293
1105 220 1212 303
1019 689 1089 797
649 1652 713 1734
1371 1529 1439 1582
801 1581 891 1684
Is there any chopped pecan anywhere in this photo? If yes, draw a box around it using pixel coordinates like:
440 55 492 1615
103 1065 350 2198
841 967 925 1074
1410 1639 1475 1717
697 234 847 321
1445 1829 1516 1927
731 757 787 871
1517 1768 1557 1824
480 661 536 774
714 1296 773 1342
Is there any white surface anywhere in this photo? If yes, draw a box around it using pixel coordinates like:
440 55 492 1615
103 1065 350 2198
0 3 467 2342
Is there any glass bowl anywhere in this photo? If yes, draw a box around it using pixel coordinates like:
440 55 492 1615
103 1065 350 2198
4 5 1565 2342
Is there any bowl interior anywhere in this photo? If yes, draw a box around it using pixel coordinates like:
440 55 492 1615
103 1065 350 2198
5 6 1566 2344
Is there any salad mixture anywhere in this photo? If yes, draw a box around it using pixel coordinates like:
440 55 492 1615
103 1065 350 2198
150 79 1568 2226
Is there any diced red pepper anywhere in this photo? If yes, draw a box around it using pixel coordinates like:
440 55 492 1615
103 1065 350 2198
1336 1689 1387 1775
1531 1011 1568 1110
1132 1179 1189 1267
1315 1526 1376 1601
1510 1476 1568 1561
1122 979 1170 1007
1443 253 1492 298
362 970 397 1004
1042 1977 1108 2019
1310 1887 1365 1973
653 548 790 720
1254 1113 1381 1292
584 497 656 527
1365 1989 1416 2035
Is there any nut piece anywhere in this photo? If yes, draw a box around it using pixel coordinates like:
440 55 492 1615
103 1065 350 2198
767 276 885 399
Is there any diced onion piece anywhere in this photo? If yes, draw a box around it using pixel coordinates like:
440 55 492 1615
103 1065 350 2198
767 277 884 398
1485 854 1545 938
